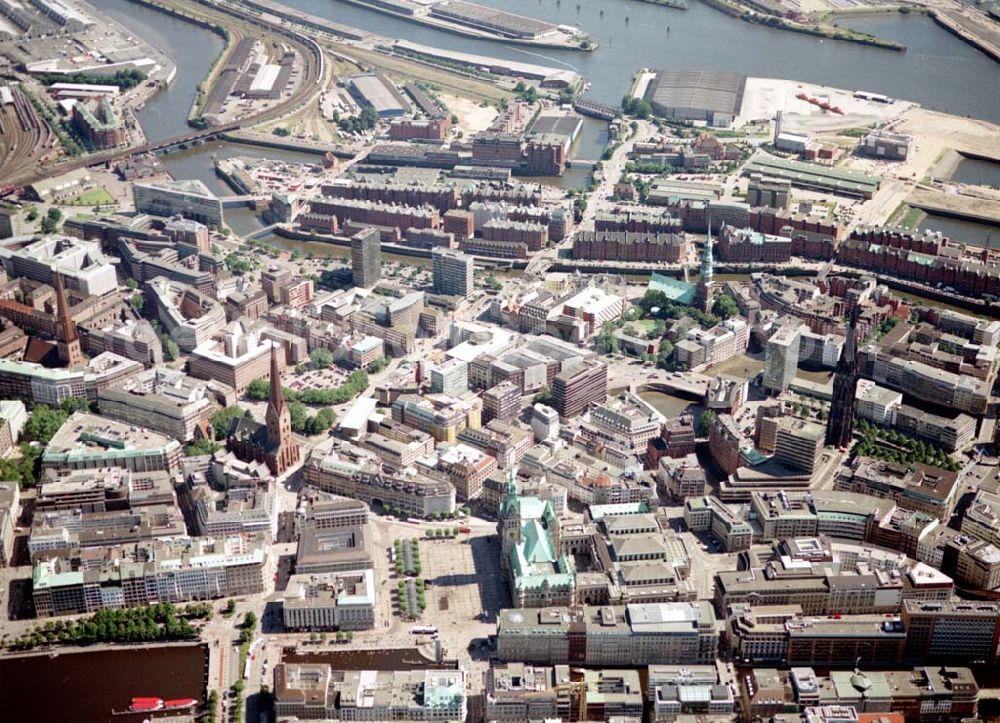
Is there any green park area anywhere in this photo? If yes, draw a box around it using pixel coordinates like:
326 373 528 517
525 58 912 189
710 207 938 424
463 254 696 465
69 188 115 206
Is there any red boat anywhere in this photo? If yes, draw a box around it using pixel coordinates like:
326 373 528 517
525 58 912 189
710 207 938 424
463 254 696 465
129 697 163 712
164 699 198 710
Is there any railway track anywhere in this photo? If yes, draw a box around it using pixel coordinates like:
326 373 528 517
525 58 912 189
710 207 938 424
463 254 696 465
0 86 55 186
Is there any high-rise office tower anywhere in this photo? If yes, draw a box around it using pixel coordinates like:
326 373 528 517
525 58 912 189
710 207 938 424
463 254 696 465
432 248 474 298
694 219 714 313
351 227 381 289
763 322 802 394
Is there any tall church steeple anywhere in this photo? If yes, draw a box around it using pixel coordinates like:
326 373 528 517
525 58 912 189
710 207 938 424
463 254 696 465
826 306 860 448
227 341 299 477
264 342 299 475
265 343 289 448
53 272 84 368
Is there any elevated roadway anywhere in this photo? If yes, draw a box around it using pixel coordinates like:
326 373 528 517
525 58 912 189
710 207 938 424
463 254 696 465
611 366 714 400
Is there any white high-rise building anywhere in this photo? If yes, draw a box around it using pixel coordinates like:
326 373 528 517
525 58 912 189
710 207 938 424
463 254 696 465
531 403 559 442
430 357 469 396
432 247 474 298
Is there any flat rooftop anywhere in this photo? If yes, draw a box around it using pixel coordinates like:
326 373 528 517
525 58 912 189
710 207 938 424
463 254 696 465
44 412 180 457
644 69 746 116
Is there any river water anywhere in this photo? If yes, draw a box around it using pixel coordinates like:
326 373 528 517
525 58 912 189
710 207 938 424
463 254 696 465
0 644 207 723
89 0 225 142
100 0 999 148
280 0 1000 122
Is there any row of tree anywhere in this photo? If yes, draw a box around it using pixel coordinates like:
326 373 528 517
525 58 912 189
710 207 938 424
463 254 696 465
246 369 369 407
7 603 199 650
852 420 961 472
36 69 146 89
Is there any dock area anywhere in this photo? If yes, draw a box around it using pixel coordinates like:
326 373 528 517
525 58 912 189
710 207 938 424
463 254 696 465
220 130 354 158
931 7 1000 63
908 188 1000 228
229 0 373 41
330 0 594 51
390 40 581 88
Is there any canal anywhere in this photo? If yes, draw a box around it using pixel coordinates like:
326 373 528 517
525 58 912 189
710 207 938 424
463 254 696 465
918 213 997 248
88 0 224 142
0 644 207 723
157 141 329 237
947 156 1000 187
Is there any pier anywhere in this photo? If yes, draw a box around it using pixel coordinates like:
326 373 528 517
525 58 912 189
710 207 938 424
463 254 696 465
930 8 1000 63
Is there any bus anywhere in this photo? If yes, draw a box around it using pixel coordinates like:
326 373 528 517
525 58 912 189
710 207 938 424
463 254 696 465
411 626 438 635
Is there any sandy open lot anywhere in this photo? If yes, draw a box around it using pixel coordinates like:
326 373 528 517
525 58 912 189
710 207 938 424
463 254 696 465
440 93 498 134
738 77 915 130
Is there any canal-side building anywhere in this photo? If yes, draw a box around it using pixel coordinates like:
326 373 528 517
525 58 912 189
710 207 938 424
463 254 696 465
281 569 376 631
72 96 126 149
32 534 268 616
133 179 224 227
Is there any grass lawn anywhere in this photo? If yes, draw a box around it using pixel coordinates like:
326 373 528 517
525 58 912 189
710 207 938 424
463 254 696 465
70 188 115 206
898 205 925 230
888 202 925 230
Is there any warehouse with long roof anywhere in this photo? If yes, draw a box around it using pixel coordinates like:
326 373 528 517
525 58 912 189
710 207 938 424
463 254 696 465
643 69 747 127
346 73 409 118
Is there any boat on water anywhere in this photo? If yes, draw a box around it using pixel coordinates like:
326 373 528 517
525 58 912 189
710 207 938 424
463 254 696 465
129 697 163 712
126 696 197 713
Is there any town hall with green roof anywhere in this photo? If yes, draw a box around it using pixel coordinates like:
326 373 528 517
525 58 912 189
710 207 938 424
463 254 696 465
499 475 576 608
